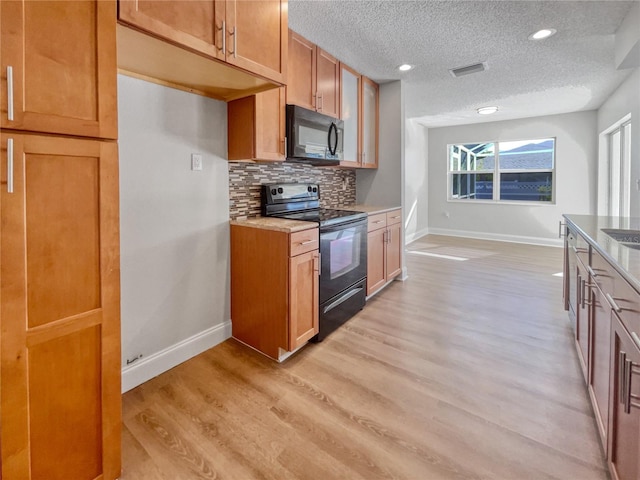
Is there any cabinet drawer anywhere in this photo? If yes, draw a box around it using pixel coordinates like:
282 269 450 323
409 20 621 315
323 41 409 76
368 213 387 232
386 209 402 226
591 249 614 296
575 232 590 266
290 229 319 257
611 273 640 337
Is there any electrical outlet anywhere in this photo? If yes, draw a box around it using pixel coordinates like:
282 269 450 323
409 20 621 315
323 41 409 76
191 153 203 171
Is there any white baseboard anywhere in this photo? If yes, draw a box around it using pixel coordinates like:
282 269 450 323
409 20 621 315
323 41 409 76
405 227 430 245
426 227 564 247
121 320 232 393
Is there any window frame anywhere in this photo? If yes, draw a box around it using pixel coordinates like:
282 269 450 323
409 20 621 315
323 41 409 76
447 137 556 205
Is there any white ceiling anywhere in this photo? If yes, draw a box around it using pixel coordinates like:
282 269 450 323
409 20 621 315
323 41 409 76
288 0 637 127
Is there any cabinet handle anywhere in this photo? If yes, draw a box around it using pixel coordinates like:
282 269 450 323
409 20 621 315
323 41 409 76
605 293 622 313
218 21 226 54
558 221 566 238
578 276 583 308
317 252 321 276
6 66 14 121
619 351 627 404
299 239 316 245
317 93 323 112
373 220 384 224
391 215 401 219
632 332 640 351
6 137 13 193
586 265 598 278
624 358 633 414
228 27 237 58
386 228 391 244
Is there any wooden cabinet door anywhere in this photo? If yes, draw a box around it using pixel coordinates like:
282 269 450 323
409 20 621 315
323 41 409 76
226 0 287 84
339 63 361 167
367 228 386 296
576 262 590 380
1 133 121 480
361 77 379 169
118 0 226 61
386 222 402 280
255 87 286 161
289 251 319 350
608 314 640 480
228 86 285 161
287 30 316 111
316 48 339 118
589 284 611 449
1 0 117 139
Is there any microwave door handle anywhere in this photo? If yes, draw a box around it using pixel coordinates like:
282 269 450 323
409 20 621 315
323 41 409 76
328 122 338 156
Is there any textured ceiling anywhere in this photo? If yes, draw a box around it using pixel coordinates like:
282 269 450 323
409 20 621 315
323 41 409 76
289 0 637 127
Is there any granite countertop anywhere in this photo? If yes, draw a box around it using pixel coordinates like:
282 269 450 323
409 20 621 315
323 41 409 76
564 214 640 294
230 217 317 233
343 205 401 215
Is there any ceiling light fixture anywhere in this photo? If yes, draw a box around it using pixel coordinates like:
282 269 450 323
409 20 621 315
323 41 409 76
529 28 557 41
477 106 498 115
398 64 413 71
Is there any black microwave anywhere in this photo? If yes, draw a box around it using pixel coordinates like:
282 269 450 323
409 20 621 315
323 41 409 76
286 105 344 166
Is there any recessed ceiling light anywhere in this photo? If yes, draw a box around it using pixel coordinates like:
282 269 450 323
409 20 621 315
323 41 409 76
529 28 557 41
477 106 498 115
398 64 413 71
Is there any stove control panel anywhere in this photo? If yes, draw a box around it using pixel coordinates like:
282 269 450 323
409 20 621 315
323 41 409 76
262 183 319 204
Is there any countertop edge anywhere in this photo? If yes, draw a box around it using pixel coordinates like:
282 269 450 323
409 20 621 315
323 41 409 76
230 218 318 233
344 205 402 215
564 215 640 295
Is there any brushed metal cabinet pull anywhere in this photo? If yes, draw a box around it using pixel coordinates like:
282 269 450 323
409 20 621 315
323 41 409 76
619 351 627 403
219 21 226 54
632 331 640 351
7 137 13 193
299 239 315 245
606 293 622 313
587 265 598 278
228 27 237 58
558 221 566 238
625 358 633 414
578 275 583 308
7 66 14 121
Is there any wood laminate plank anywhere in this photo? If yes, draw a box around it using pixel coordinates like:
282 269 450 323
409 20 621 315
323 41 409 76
121 235 608 479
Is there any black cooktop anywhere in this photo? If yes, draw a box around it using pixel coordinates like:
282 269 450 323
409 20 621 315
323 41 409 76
275 208 367 229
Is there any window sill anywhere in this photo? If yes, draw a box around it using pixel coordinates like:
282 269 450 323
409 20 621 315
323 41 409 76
447 198 556 207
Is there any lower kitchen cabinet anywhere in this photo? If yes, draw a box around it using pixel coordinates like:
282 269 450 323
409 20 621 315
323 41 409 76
608 313 640 480
231 223 319 360
366 209 402 296
0 133 121 479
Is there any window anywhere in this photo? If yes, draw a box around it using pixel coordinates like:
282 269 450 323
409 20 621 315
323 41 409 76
448 138 555 203
607 121 631 217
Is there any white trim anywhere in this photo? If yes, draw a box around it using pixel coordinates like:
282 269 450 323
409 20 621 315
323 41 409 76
426 227 563 247
405 227 430 244
121 320 232 393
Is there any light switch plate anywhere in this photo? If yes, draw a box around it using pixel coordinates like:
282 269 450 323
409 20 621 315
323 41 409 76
191 153 203 171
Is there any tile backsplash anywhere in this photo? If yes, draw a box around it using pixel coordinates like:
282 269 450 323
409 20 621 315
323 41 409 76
228 162 356 219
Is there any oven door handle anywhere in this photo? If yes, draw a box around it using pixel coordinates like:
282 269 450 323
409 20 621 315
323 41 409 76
323 286 364 314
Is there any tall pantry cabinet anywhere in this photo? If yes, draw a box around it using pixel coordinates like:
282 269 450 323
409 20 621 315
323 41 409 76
1 1 121 479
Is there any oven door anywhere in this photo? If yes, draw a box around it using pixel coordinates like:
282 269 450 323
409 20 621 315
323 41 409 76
319 218 367 304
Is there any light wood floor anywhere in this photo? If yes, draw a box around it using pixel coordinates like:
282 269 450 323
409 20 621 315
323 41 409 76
121 235 608 480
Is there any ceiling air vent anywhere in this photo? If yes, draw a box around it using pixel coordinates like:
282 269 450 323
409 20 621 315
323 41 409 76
449 62 488 78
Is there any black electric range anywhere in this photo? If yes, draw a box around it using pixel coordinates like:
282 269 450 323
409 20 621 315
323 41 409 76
261 183 368 341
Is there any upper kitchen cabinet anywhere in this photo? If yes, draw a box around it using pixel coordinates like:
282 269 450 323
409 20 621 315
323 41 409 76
226 0 288 85
118 0 287 90
361 76 379 169
228 86 286 161
339 63 361 167
118 0 225 60
287 30 339 118
1 0 117 139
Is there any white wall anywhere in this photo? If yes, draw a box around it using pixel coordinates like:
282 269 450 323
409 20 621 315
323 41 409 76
118 75 231 392
404 118 429 243
597 68 640 217
427 110 598 245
